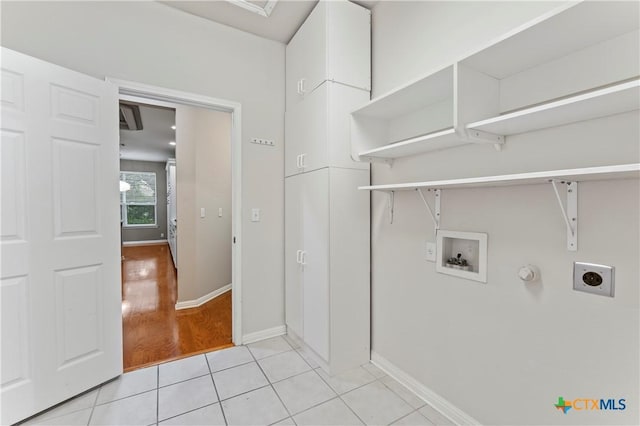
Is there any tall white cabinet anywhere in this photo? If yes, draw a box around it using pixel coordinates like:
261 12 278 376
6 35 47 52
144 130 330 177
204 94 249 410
285 0 371 374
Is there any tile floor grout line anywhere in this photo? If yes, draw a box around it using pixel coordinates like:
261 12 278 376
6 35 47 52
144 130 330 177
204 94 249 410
386 408 421 426
310 368 368 426
156 371 211 391
212 359 330 405
204 353 228 426
86 388 99 426
83 385 100 426
246 343 296 363
218 382 273 403
26 386 102 424
376 374 428 412
248 340 296 423
156 402 220 425
208 358 255 374
286 394 343 422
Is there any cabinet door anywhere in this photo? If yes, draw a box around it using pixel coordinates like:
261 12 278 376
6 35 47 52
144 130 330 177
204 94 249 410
285 84 328 177
299 84 329 174
284 105 306 177
285 175 304 338
327 1 371 92
285 1 327 110
302 169 330 361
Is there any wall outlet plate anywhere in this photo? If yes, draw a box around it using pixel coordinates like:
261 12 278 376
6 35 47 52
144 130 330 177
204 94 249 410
573 262 614 297
425 241 436 262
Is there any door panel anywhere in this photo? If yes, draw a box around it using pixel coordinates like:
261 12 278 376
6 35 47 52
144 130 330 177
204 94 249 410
302 169 330 361
0 48 122 425
285 176 303 338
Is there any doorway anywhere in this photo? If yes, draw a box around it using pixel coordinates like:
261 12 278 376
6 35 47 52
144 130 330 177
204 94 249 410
115 81 242 371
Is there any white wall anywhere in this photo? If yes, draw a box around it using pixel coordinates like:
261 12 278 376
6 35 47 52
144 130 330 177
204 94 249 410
370 1 639 425
176 107 232 302
0 1 285 336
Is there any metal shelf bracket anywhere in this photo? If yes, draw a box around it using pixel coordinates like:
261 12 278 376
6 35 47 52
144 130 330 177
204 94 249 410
387 190 395 224
466 128 505 152
416 188 441 234
550 180 578 251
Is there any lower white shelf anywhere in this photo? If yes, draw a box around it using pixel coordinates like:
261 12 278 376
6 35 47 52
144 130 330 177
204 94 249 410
467 79 640 136
359 163 640 191
358 128 467 160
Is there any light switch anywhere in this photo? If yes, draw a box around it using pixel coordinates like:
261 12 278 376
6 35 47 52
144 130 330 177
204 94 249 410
251 208 260 222
200 208 205 218
218 208 223 217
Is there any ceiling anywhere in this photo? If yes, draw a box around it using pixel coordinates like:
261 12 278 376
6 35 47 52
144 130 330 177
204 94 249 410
120 103 176 162
159 0 377 44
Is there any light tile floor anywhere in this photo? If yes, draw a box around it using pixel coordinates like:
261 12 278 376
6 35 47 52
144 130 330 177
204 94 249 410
22 336 455 426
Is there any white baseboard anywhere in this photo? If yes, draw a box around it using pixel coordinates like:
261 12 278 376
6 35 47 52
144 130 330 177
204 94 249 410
122 239 168 246
175 284 232 310
371 351 480 426
242 325 286 345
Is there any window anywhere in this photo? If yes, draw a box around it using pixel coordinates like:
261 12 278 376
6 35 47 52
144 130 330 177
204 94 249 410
120 171 157 227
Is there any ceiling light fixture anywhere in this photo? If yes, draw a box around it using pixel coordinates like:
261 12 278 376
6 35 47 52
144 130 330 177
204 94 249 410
226 0 278 17
169 141 176 146
171 125 176 130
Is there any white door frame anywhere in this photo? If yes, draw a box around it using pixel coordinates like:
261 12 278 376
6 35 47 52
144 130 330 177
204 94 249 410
108 78 243 345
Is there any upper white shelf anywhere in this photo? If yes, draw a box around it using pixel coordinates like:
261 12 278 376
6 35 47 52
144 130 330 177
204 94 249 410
351 1 640 163
462 1 639 80
359 164 640 191
467 79 640 136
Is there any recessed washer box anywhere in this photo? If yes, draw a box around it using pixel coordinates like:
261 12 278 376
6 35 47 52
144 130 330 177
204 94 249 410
573 262 614 297
436 230 488 283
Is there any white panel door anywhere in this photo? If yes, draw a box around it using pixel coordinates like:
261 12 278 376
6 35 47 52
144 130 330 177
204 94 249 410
302 169 330 361
284 175 304 338
0 48 122 425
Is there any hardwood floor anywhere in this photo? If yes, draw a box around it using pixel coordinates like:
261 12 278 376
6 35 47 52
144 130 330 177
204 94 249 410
121 244 232 372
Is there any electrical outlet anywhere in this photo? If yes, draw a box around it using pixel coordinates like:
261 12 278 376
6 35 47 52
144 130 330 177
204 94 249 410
425 241 436 262
573 262 614 297
160 233 164 238
250 137 275 147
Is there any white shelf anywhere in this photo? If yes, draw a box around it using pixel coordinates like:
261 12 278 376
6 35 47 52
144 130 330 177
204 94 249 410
358 128 467 160
359 164 640 191
462 2 639 80
351 1 639 163
467 79 640 136
352 66 453 119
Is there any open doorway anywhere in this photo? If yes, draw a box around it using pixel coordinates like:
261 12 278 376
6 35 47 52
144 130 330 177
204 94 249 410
119 98 234 371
